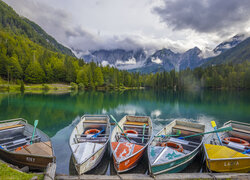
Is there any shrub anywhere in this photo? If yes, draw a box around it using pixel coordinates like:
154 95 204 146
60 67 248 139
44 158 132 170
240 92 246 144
43 84 49 91
78 83 85 90
70 82 78 90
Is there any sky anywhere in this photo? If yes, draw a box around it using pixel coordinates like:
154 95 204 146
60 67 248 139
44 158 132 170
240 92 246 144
3 0 250 57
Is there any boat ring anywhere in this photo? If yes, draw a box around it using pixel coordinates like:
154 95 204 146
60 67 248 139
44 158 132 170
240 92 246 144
161 141 184 153
15 145 28 152
84 129 100 134
223 137 250 146
123 129 138 134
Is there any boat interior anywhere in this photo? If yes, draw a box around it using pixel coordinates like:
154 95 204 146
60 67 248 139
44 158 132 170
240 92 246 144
152 121 204 155
210 121 250 154
0 119 52 157
74 116 110 145
114 116 151 146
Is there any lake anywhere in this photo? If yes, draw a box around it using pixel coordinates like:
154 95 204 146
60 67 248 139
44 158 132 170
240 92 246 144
0 90 249 174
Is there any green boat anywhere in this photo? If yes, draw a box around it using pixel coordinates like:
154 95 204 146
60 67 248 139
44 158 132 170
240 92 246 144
148 120 205 175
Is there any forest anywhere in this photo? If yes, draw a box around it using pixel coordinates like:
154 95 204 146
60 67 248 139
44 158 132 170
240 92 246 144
0 27 249 90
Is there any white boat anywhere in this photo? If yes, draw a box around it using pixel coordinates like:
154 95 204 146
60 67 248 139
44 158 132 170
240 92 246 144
69 115 110 174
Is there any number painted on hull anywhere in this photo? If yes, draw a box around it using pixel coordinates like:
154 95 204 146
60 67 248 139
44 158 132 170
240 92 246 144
224 161 239 166
26 157 35 162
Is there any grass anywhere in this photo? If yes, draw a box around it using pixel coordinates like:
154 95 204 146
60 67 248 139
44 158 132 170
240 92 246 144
0 161 44 180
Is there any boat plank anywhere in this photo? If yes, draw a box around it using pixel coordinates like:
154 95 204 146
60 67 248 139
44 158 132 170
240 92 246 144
173 125 203 134
233 127 250 134
0 124 24 131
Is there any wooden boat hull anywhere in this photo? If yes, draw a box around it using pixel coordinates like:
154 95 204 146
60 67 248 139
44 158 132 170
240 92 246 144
149 147 199 174
0 118 55 170
0 149 53 170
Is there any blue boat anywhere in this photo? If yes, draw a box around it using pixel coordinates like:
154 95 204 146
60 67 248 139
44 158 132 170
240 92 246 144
148 120 205 175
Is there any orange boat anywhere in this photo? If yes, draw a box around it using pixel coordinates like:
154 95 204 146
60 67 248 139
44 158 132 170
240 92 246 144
110 115 153 172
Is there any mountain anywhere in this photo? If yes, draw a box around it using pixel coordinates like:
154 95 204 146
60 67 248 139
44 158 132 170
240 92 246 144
82 49 147 69
213 34 246 55
82 47 205 72
0 0 80 83
204 36 250 66
0 0 75 57
82 33 249 73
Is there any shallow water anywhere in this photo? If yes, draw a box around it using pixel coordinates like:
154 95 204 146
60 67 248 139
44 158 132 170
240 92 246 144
0 90 249 174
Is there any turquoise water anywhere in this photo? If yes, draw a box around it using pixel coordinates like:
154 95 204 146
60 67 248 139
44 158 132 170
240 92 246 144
0 90 249 174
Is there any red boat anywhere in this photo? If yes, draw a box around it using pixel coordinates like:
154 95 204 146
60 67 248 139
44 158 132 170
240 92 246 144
110 115 152 172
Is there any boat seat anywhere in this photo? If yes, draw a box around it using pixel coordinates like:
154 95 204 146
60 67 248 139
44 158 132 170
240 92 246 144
119 134 150 140
2 135 40 151
232 127 250 134
0 124 24 131
162 137 199 149
125 121 148 126
18 141 53 156
172 125 203 134
79 134 109 137
83 120 107 124
77 137 108 143
124 124 149 129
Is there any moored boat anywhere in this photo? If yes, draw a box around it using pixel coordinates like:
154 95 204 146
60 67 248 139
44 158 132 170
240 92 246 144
204 120 250 173
69 115 110 175
110 115 153 173
148 120 205 175
0 118 55 170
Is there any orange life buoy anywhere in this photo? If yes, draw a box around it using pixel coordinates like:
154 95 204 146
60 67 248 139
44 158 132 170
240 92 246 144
223 137 250 146
161 141 184 153
124 129 138 134
15 145 28 152
84 129 100 135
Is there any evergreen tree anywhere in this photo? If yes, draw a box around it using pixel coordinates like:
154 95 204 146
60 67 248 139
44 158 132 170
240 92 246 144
25 61 45 83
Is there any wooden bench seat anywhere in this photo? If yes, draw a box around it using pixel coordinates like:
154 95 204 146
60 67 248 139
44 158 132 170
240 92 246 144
83 120 107 124
173 125 203 134
0 124 24 131
233 127 250 134
125 121 148 126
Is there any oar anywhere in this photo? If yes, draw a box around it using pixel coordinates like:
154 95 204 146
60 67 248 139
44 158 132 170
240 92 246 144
110 115 131 143
92 129 104 138
243 149 250 154
142 124 146 143
211 121 222 145
30 120 39 145
178 126 232 139
156 130 181 138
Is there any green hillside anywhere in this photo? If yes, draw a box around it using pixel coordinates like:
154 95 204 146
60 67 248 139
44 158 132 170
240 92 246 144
0 0 74 57
204 37 250 66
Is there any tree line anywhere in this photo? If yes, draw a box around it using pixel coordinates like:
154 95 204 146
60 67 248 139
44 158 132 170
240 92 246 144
0 29 250 90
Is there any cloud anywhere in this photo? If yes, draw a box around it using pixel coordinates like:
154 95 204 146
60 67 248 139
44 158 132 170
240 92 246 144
154 0 250 34
4 0 193 55
4 0 250 57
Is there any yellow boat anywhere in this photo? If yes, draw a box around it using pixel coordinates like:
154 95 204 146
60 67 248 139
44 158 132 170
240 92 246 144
204 121 250 173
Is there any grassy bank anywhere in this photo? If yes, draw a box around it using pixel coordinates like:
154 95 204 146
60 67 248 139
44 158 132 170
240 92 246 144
0 161 43 180
0 78 143 93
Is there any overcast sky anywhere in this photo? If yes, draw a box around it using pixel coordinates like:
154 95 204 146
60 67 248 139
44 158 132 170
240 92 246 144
4 0 250 56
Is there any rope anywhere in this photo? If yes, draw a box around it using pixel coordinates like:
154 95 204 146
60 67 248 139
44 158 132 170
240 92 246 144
116 171 123 180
